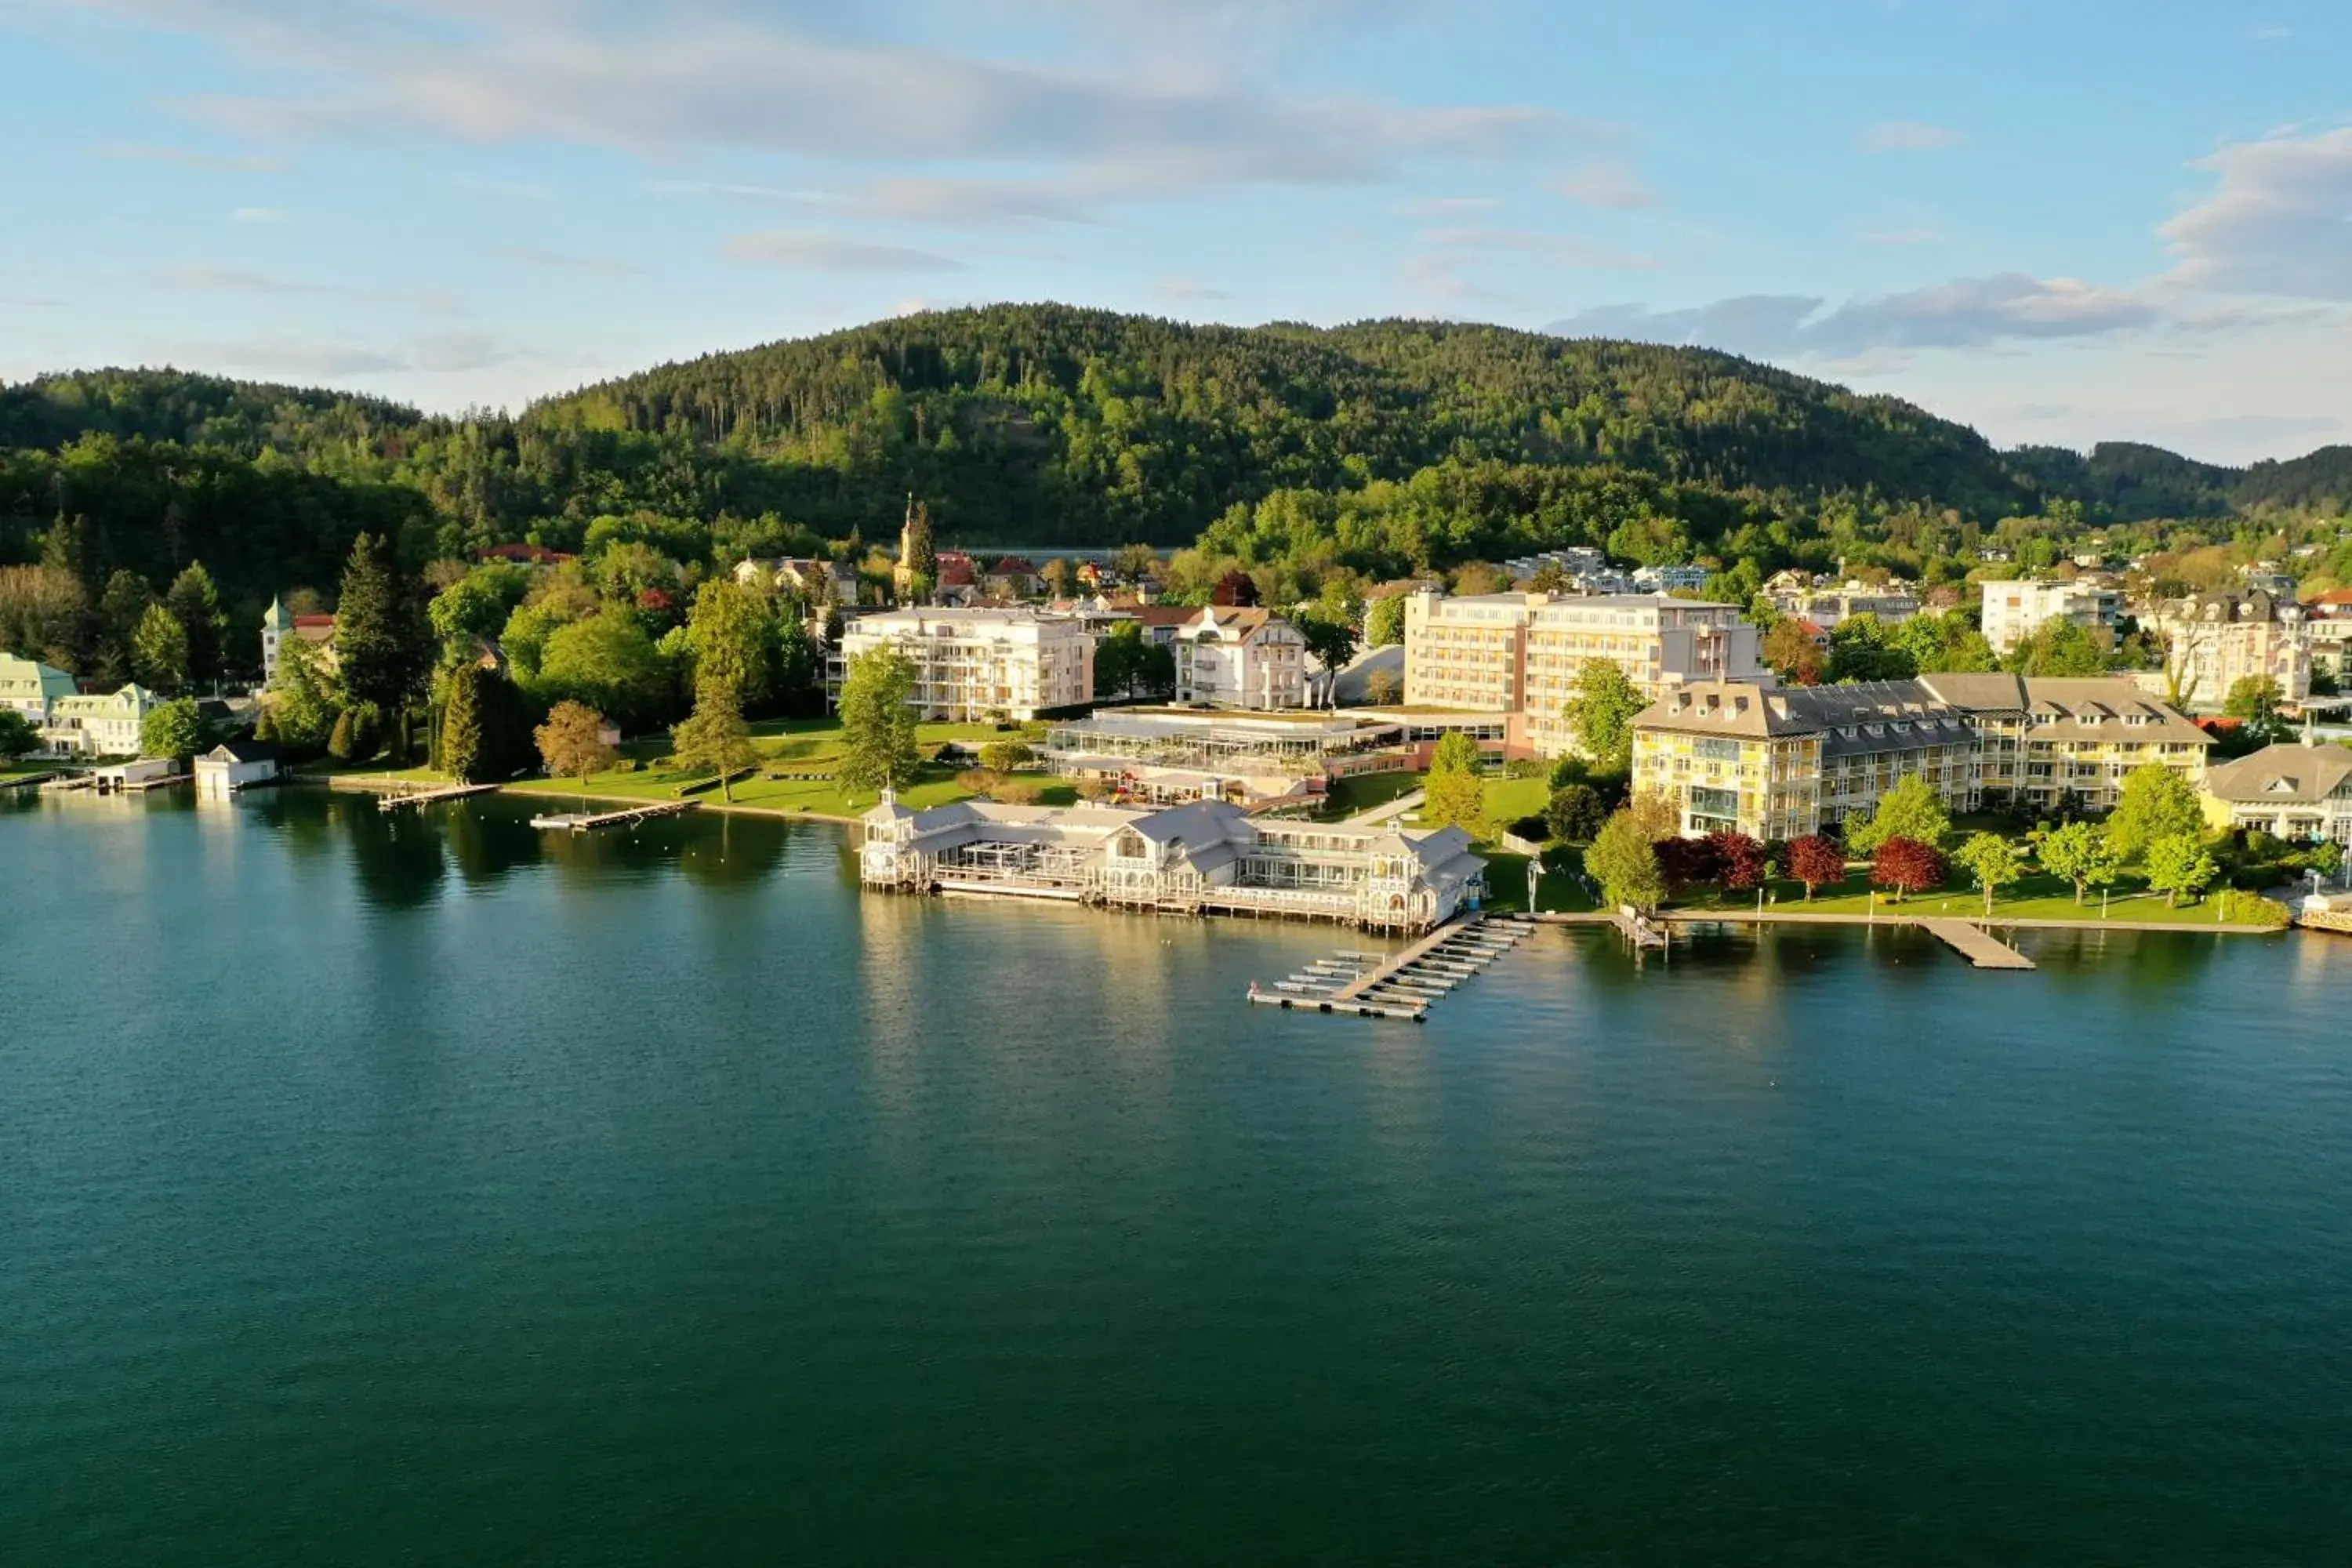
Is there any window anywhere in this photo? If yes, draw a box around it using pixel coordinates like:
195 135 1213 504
1694 737 1743 762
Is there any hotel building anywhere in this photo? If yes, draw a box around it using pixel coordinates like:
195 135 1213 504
833 607 1093 722
1978 579 2124 655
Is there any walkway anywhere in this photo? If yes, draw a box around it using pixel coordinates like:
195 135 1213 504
1341 788 1425 827
1918 918 2037 970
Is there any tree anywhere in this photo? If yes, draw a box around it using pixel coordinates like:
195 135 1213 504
2106 763 2205 862
427 565 528 657
671 679 760 801
836 647 920 796
1134 641 1177 700
437 663 489 783
334 533 431 743
535 608 673 729
328 702 380 764
686 576 775 709
1545 782 1608 843
130 602 190 692
899 499 938 595
1711 831 1769 891
2037 819 2119 904
96 568 154 682
165 561 229 686
1294 611 1356 672
980 741 1036 771
1094 620 1143 699
2223 675 2289 742
267 633 340 752
1563 658 1645 771
1826 614 1917 683
1421 730 1487 836
2007 618 2109 677
0 707 42 760
1762 619 1826 684
1366 667 1403 706
140 697 206 763
1952 832 2027 915
2144 831 2219 906
1655 834 1723 891
535 700 618 787
1788 833 1846 900
1588 805 1667 910
1846 774 1950 853
1366 594 1406 648
1870 836 1946 902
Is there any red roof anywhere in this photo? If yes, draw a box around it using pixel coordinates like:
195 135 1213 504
293 614 336 630
481 543 575 565
989 556 1038 575
1132 605 1202 627
938 558 976 587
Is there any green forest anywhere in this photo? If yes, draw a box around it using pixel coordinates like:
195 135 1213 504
5 303 2350 684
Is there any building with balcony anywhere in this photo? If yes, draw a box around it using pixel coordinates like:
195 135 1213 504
2199 741 2352 844
1403 589 1770 757
833 607 1093 721
1632 673 2209 837
2 653 77 731
42 683 163 757
859 793 1486 932
2148 590 2312 709
1170 607 1313 709
1979 579 2124 655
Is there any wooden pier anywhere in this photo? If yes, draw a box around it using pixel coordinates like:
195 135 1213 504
1610 906 1670 949
1247 915 1534 1021
379 782 501 812
528 799 699 833
1921 918 2037 970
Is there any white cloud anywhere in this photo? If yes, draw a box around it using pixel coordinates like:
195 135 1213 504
1860 121 1965 153
720 231 969 273
1552 273 2158 359
492 246 646 277
1393 195 1503 217
90 140 288 172
230 205 286 223
1417 226 1659 270
1156 278 1234 301
154 263 463 313
1550 162 1659 211
2161 125 2352 300
159 337 409 377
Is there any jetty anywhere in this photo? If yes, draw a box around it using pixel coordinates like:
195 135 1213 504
1921 918 2037 970
528 799 699 833
3 770 67 791
1610 906 1670 949
1247 914 1533 1021
379 782 500 812
38 774 93 793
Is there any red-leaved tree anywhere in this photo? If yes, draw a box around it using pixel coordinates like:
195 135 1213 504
1871 836 1947 903
1654 835 1723 892
1788 834 1845 901
1710 831 1768 891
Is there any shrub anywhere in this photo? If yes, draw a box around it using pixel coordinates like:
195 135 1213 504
980 741 1036 771
1502 757 1548 779
954 767 1007 797
993 779 1046 806
2216 888 2292 928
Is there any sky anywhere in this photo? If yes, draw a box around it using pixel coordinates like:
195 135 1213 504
1 0 2348 465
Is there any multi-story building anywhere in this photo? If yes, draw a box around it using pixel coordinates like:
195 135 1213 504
1632 564 1711 594
2 652 78 731
1631 673 2210 837
1403 590 1771 757
43 684 162 757
261 597 337 686
833 608 1092 722
2150 590 2312 708
1170 608 1312 710
2303 590 2352 682
1979 579 2124 655
736 556 859 604
1766 579 1922 630
2200 741 2352 844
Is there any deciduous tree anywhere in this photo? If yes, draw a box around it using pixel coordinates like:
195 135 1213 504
836 648 920 796
1366 594 1406 648
130 601 190 692
2106 763 2204 862
1420 730 1487 836
1588 805 1667 910
1711 831 1769 890
670 679 760 801
1788 833 1846 900
685 576 775 709
1952 832 2027 915
2037 819 2119 903
0 708 43 760
1563 658 1645 771
140 697 206 763
1762 619 1826 684
1846 774 1949 853
2144 832 2219 906
1545 782 1608 843
535 699 618 788
1870 835 1946 902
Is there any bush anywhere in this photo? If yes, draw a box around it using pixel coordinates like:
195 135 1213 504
980 741 1036 771
1507 813 1550 844
2216 888 2292 928
1502 757 1548 779
328 702 381 764
954 767 1007 797
993 779 1046 806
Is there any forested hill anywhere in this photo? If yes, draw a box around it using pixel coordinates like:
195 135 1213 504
0 369 420 456
528 307 2040 535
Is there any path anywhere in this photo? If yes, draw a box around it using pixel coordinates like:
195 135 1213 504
1342 788 1425 827
1918 918 2037 970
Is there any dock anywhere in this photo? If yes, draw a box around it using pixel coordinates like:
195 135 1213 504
1610 907 1670 949
1247 915 1534 1021
379 782 501 812
4 770 67 791
1921 918 2037 970
528 799 699 833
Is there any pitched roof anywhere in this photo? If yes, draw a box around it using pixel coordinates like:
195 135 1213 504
2204 743 2352 804
204 739 282 764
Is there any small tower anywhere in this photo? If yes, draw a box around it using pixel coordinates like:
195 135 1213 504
261 596 294 686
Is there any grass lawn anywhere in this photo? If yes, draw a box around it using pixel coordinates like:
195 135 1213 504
1672 867 2242 926
1477 846 1599 914
1479 774 1550 828
1319 769 1425 818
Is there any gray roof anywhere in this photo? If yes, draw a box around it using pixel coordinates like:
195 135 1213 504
2204 743 2352 804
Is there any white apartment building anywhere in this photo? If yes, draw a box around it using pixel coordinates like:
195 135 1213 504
2149 590 2313 709
1766 579 1922 629
1171 608 1312 710
1979 579 2123 655
833 608 1093 722
1403 590 1771 757
43 683 162 757
2 652 78 730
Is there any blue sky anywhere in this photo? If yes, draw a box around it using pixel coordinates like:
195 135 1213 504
2 0 2347 464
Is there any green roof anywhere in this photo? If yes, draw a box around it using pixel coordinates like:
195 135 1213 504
1 652 78 703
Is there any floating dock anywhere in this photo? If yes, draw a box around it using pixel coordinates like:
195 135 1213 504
1921 918 2037 970
1247 914 1534 1021
379 782 501 812
528 799 699 833
38 775 93 793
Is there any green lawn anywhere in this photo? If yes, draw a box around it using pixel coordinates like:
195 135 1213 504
1319 768 1425 818
1672 867 2243 926
1479 774 1550 828
1477 846 1599 914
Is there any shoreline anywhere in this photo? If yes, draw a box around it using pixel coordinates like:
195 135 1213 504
319 773 869 827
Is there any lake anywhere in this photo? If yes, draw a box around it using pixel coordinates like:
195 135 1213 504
4 788 2349 1565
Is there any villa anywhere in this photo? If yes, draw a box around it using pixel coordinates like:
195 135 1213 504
44 684 163 757
859 793 1487 932
2200 742 2352 844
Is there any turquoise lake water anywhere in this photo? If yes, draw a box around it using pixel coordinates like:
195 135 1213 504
4 788 2349 1564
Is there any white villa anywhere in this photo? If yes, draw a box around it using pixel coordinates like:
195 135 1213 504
1167 607 1315 710
833 607 1093 721
45 683 163 757
860 793 1487 932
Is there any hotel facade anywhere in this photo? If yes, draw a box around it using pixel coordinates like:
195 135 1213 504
832 608 1094 721
1632 673 2212 840
1403 590 1771 757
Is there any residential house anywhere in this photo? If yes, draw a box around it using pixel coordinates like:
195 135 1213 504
1171 607 1313 710
833 607 1093 721
2199 740 2352 844
261 597 336 686
984 557 1044 601
2149 590 2313 708
44 684 162 757
2 653 78 731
